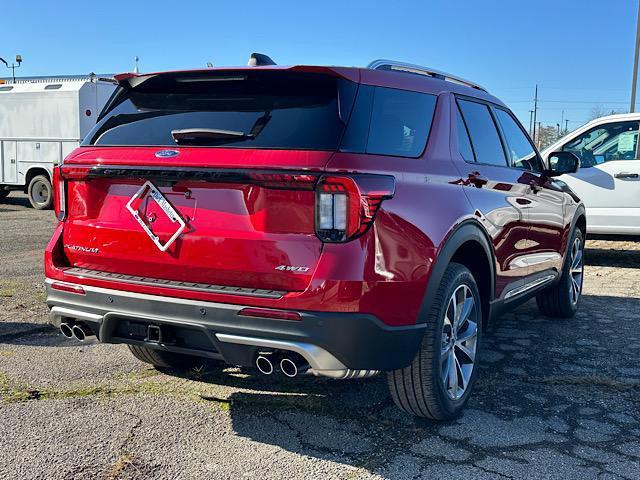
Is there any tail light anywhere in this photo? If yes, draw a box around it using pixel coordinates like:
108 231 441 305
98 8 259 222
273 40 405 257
53 166 66 221
315 174 395 242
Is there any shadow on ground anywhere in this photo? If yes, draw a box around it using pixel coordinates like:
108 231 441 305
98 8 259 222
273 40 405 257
214 295 640 478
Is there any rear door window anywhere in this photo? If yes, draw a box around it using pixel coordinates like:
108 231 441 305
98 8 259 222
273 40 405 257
456 104 475 162
457 99 508 167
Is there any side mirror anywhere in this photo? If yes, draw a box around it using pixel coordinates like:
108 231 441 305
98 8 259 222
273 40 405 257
545 151 580 177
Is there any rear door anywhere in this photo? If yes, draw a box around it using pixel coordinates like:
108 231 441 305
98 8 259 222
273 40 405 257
454 97 532 298
558 121 640 234
60 70 357 293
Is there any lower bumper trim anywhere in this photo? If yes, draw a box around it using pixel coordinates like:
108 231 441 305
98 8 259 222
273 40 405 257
46 278 425 375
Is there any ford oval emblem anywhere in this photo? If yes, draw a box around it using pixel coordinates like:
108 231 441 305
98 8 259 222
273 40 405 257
155 149 179 158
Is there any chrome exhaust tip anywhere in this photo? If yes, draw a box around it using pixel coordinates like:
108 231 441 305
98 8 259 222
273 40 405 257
59 323 73 339
255 355 274 375
71 324 92 342
279 356 309 378
279 358 298 378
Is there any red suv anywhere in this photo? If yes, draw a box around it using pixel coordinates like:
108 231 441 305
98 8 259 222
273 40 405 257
45 56 585 419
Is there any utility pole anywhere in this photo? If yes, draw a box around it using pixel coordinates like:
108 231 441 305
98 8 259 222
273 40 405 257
565 119 569 133
560 110 564 133
556 123 561 139
532 85 539 144
529 110 534 136
631 0 640 112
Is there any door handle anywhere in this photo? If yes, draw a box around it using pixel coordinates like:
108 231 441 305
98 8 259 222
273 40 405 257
614 172 639 179
468 172 488 188
10 159 16 164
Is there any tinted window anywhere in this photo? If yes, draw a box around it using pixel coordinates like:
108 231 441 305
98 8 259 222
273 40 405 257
84 71 356 150
365 87 437 157
494 108 540 171
458 99 507 167
456 105 475 162
561 122 639 167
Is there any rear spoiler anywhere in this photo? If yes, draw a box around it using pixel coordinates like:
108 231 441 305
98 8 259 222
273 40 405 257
113 65 360 90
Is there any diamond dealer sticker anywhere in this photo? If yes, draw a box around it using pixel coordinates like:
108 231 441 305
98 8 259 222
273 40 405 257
126 181 186 252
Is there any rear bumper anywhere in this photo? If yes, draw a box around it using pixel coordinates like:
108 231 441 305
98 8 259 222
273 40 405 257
45 279 425 377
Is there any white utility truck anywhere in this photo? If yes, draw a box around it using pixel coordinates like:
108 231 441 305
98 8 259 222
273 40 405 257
0 75 116 209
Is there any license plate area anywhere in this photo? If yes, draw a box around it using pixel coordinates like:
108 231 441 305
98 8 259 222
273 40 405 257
126 181 187 252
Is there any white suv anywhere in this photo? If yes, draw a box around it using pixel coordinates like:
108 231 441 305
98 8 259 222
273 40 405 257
543 113 640 236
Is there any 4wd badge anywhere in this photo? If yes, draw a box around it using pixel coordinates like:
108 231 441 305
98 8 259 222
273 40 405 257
126 181 186 252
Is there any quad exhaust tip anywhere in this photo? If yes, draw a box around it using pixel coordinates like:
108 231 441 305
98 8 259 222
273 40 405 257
255 355 274 375
280 357 300 378
60 322 94 342
59 322 73 339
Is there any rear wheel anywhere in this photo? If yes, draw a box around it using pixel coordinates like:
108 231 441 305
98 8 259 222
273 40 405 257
28 175 52 210
536 228 584 318
0 190 8 202
387 263 482 420
128 345 207 370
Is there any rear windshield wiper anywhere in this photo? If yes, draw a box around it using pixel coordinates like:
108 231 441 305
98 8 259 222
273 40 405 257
171 128 253 144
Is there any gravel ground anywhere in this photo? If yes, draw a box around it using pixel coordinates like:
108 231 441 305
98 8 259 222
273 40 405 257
0 192 639 480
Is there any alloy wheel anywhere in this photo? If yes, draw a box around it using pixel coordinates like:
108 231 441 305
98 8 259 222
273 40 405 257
440 284 478 400
569 236 584 305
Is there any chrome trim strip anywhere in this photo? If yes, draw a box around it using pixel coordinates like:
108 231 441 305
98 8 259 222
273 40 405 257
63 268 286 299
504 274 556 300
49 306 103 327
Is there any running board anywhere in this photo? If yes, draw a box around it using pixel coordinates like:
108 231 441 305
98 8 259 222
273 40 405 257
503 274 556 300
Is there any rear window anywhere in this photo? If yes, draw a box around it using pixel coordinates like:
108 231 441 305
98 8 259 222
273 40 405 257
84 71 356 150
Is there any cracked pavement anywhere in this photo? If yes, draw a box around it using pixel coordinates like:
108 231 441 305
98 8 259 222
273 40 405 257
1 193 639 479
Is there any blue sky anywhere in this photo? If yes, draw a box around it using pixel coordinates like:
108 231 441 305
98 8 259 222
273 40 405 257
2 0 637 129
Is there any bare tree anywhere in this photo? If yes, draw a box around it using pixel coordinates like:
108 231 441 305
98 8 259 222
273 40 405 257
535 125 558 149
589 104 625 121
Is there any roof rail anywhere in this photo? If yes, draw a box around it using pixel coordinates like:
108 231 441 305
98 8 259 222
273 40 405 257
367 59 487 92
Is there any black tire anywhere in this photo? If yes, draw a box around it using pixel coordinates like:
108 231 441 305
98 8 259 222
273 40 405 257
536 228 584 318
0 190 8 202
27 175 53 210
387 262 482 420
128 345 207 370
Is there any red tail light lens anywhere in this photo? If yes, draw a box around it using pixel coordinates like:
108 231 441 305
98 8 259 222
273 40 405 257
238 307 301 321
52 166 66 221
51 282 85 295
315 174 395 242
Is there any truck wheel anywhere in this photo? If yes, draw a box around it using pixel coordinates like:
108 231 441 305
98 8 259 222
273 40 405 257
387 263 482 420
0 190 8 202
128 345 207 370
28 175 53 210
536 228 584 318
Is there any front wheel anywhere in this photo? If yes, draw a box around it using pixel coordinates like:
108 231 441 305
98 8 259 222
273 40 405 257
536 228 584 318
387 262 482 420
28 175 53 210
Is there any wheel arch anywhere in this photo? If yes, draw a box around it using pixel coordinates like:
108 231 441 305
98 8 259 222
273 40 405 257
418 220 496 329
24 166 52 191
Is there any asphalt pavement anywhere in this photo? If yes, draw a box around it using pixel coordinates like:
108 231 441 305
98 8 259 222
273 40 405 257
1 192 639 479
